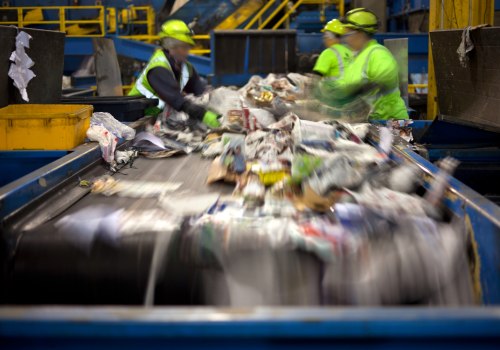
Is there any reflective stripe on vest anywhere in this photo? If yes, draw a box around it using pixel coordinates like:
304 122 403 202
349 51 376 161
329 46 345 77
134 51 190 111
361 46 388 80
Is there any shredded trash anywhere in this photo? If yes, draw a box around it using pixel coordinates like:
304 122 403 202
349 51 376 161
86 112 137 167
8 31 36 102
91 112 136 140
58 72 473 307
115 149 138 165
90 175 182 198
132 131 193 158
457 26 474 68
56 205 182 253
388 119 414 142
86 124 118 164
159 193 220 216
425 157 460 208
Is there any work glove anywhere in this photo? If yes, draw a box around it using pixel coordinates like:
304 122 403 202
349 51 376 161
202 110 221 128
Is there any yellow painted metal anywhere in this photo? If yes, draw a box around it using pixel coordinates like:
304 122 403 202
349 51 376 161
258 0 291 29
17 8 23 28
244 0 277 29
0 5 211 55
302 0 339 4
123 6 154 35
216 0 264 30
246 0 343 30
272 0 305 30
146 6 156 38
408 83 428 94
119 34 209 41
0 2 349 54
107 7 117 33
0 104 93 151
120 7 138 24
59 8 65 33
0 5 153 37
23 8 43 23
0 6 106 37
99 5 105 35
190 49 211 54
427 0 494 120
66 24 100 36
339 0 345 16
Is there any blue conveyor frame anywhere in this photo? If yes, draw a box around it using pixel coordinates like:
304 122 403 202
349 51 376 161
0 307 500 349
0 124 499 346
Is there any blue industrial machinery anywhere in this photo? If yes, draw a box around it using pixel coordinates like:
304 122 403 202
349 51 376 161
63 30 428 88
290 10 339 32
390 0 430 15
1 0 438 85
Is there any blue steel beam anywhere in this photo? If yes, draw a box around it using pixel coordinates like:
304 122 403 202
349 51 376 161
0 307 500 349
64 37 212 77
0 143 101 221
65 32 427 80
0 151 69 187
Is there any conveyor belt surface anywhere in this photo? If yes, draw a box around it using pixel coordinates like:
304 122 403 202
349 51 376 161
1 154 239 305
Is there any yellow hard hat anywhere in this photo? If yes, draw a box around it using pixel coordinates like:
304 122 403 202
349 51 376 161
158 19 195 46
341 8 379 34
322 19 345 36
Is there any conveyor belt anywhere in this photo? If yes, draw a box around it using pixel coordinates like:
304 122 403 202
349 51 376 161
0 154 235 305
64 153 233 214
1 127 499 307
1 153 323 306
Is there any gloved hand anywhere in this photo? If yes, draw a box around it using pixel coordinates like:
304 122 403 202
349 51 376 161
202 110 221 128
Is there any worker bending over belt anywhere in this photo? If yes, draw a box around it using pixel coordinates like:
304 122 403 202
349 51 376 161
129 20 220 128
313 19 353 78
319 8 408 120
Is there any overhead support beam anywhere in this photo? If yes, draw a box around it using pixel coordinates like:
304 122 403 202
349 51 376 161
427 0 495 120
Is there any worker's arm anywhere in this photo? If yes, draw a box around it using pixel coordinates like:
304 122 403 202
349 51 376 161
147 66 205 120
313 49 335 77
317 66 364 102
319 48 398 102
366 49 400 91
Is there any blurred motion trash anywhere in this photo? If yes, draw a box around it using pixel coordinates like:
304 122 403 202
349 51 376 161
49 72 476 308
91 175 182 198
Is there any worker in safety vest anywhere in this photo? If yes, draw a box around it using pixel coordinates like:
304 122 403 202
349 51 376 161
313 19 352 78
319 8 408 120
129 20 220 128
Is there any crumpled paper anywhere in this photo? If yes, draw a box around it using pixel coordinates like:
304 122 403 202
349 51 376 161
8 31 36 102
457 26 474 68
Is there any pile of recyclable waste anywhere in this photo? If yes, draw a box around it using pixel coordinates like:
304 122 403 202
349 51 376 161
187 115 473 306
71 74 474 306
